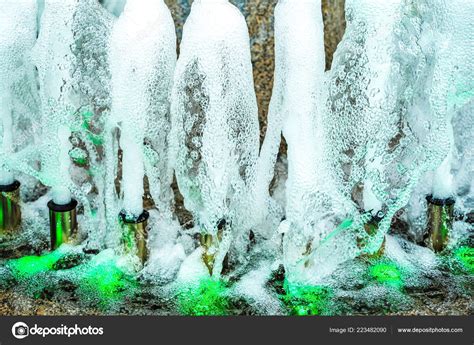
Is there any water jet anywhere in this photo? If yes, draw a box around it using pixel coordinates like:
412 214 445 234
0 0 472 318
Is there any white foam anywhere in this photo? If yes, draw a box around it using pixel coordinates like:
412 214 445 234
233 261 283 315
170 0 260 272
32 0 78 204
109 0 176 218
0 0 37 186
176 247 210 286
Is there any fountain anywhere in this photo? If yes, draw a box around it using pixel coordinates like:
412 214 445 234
424 0 473 251
260 0 353 285
31 0 87 249
325 0 411 262
109 0 176 263
0 0 37 234
402 0 474 251
0 0 472 316
170 0 261 277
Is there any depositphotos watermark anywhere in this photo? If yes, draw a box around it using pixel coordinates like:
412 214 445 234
12 321 104 339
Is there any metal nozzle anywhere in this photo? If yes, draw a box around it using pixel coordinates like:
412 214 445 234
358 213 385 258
119 210 149 264
48 199 79 250
200 219 226 275
200 233 216 275
0 181 21 234
426 195 454 253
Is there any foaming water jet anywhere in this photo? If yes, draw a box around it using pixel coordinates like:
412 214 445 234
109 0 176 264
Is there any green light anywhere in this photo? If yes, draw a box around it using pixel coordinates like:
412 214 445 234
79 110 104 146
319 218 354 247
88 133 103 146
55 216 63 249
369 262 403 289
339 218 354 229
0 199 4 229
454 246 474 274
69 148 88 166
82 110 94 119
74 157 87 165
0 194 13 231
81 111 94 130
78 257 137 309
281 279 332 316
177 278 229 316
7 250 64 280
7 198 11 221
82 265 125 297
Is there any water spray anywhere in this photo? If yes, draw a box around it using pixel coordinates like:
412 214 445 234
109 0 176 265
0 2 36 236
0 180 21 234
171 0 260 280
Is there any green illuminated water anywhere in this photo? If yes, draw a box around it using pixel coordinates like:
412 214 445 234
74 252 137 309
281 279 332 316
7 250 64 280
69 147 88 166
177 278 229 316
454 246 474 274
319 218 354 247
80 110 104 146
369 262 403 289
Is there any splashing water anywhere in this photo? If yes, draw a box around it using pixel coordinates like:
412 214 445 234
170 0 261 278
407 0 474 240
109 0 176 220
0 0 472 316
0 0 38 186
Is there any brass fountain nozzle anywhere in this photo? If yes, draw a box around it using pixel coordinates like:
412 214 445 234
48 199 79 250
358 212 385 258
119 210 149 265
425 195 455 253
200 233 217 275
200 219 226 275
0 180 21 234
